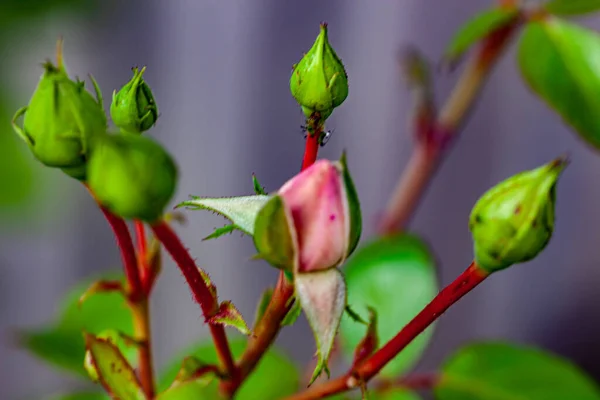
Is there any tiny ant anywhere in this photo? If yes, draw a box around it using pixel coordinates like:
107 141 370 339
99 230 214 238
300 125 333 147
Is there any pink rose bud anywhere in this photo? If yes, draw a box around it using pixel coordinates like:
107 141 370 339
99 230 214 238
252 153 361 383
253 154 361 273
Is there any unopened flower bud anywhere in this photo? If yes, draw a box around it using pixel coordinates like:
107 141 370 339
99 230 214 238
252 154 361 382
253 155 361 272
12 43 107 180
87 132 177 222
290 23 349 121
469 156 568 272
110 67 158 134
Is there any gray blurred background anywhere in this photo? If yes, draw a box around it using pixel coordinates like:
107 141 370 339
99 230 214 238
2 0 600 398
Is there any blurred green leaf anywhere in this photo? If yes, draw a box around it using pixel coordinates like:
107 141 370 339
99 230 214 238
445 8 518 64
159 339 299 400
518 18 600 150
373 389 422 400
17 273 133 377
0 100 35 210
178 195 270 236
339 234 438 378
436 342 600 400
545 0 600 16
0 0 97 25
49 392 109 400
85 334 146 400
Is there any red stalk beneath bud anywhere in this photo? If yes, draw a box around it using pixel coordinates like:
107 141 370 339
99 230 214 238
150 221 239 385
284 262 489 400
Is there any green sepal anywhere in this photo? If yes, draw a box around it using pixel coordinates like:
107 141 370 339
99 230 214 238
253 195 298 272
337 151 362 257
281 296 302 326
110 66 158 134
178 195 270 236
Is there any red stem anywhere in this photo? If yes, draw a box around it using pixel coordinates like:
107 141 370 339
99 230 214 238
284 262 489 400
150 221 238 383
97 206 143 300
134 221 151 291
301 130 320 170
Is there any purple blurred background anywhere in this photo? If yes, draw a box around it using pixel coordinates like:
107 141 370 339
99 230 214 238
2 0 600 398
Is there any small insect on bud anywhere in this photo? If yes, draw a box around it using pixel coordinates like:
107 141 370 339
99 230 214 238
12 40 107 180
290 23 349 121
87 132 177 222
110 67 158 134
469 156 568 273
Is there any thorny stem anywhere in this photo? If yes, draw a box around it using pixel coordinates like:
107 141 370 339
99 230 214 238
92 196 155 396
378 18 520 234
284 262 489 400
231 119 324 395
134 221 150 287
150 221 239 387
131 299 155 398
96 206 143 301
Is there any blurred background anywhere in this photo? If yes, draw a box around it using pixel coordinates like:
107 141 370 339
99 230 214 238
2 0 600 398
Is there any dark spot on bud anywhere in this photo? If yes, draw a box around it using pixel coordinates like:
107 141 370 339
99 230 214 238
330 214 336 221
532 220 538 228
514 205 522 215
490 250 501 260
474 215 483 223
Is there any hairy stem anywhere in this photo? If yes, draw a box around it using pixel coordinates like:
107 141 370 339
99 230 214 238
232 123 323 395
285 262 488 400
379 20 520 234
150 221 238 385
131 299 155 398
97 206 143 301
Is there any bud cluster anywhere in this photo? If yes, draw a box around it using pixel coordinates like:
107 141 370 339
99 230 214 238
12 41 176 222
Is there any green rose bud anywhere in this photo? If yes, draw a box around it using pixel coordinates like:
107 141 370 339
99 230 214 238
469 156 568 273
12 43 107 180
110 67 158 134
290 23 349 121
87 132 177 222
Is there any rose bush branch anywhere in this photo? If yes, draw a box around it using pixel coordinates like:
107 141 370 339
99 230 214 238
379 12 521 234
287 156 567 399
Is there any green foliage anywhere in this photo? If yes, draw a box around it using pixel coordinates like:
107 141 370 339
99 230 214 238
17 273 133 377
178 194 270 236
158 339 299 399
444 7 518 64
545 0 600 16
84 334 146 400
50 392 109 400
208 301 251 335
339 234 438 377
518 17 600 150
436 342 600 400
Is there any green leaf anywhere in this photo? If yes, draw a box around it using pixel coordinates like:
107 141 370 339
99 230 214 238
203 224 236 241
253 287 274 327
518 18 600 150
445 8 518 64
178 194 270 235
252 173 267 195
84 334 146 400
372 389 422 400
158 339 299 399
545 0 600 16
208 301 251 335
339 234 438 378
16 273 133 377
436 342 600 400
281 296 302 326
253 195 297 271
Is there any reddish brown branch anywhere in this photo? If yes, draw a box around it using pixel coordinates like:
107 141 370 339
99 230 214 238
97 206 143 301
379 19 520 234
150 221 238 385
285 262 489 400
